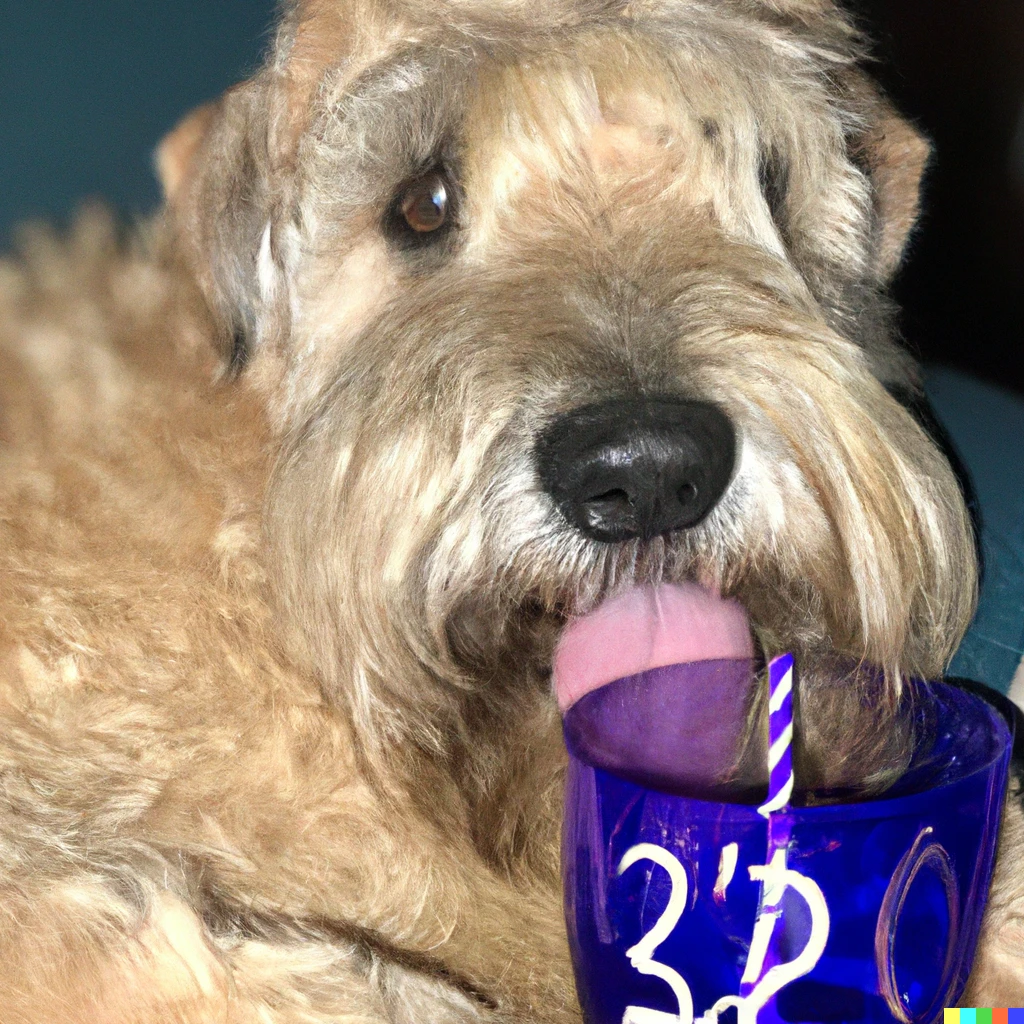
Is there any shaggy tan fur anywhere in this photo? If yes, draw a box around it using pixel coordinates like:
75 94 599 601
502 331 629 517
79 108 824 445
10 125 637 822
1 0 1020 1018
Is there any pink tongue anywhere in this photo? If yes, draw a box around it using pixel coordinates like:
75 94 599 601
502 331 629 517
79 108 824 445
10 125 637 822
552 583 753 711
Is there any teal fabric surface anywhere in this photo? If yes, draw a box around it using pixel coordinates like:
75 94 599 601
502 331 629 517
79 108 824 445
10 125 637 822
926 367 1024 692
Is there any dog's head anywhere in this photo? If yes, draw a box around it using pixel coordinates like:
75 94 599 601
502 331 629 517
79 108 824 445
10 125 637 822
159 0 974 806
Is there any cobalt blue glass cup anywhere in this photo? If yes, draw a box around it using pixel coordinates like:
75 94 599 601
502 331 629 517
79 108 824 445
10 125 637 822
562 661 1013 1024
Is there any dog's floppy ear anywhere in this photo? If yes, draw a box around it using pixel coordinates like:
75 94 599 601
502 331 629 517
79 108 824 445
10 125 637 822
155 2 350 207
157 78 279 366
156 3 362 367
156 102 220 205
844 73 931 282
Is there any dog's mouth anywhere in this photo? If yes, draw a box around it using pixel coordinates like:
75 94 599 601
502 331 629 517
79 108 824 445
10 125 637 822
551 582 755 712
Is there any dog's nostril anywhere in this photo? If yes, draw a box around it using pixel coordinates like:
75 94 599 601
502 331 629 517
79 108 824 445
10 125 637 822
581 488 637 534
587 488 633 507
535 396 735 543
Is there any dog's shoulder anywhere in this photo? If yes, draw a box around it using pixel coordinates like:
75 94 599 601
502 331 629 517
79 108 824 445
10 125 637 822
0 208 220 439
0 206 294 733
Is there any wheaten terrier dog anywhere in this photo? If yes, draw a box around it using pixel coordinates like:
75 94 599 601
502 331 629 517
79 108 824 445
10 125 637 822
1 0 1021 1019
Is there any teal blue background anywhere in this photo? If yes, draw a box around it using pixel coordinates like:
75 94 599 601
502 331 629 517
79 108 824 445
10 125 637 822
0 1 277 243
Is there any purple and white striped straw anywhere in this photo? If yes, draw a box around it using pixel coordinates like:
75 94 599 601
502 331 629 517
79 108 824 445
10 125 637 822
758 652 795 819
739 652 798 1003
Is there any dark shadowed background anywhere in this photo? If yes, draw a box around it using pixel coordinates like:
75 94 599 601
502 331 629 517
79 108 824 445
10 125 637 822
855 0 1024 395
2 1 1021 392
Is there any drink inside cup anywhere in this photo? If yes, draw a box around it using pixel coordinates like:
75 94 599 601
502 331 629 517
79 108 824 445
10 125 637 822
559 631 1012 1023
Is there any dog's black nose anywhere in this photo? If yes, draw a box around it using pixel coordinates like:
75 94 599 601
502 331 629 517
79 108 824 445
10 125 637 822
535 397 736 542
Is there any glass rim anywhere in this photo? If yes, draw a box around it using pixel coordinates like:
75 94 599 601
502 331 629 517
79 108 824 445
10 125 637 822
566 679 1013 822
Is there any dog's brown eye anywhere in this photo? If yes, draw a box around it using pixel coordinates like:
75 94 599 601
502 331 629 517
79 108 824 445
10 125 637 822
384 166 459 254
399 174 449 233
